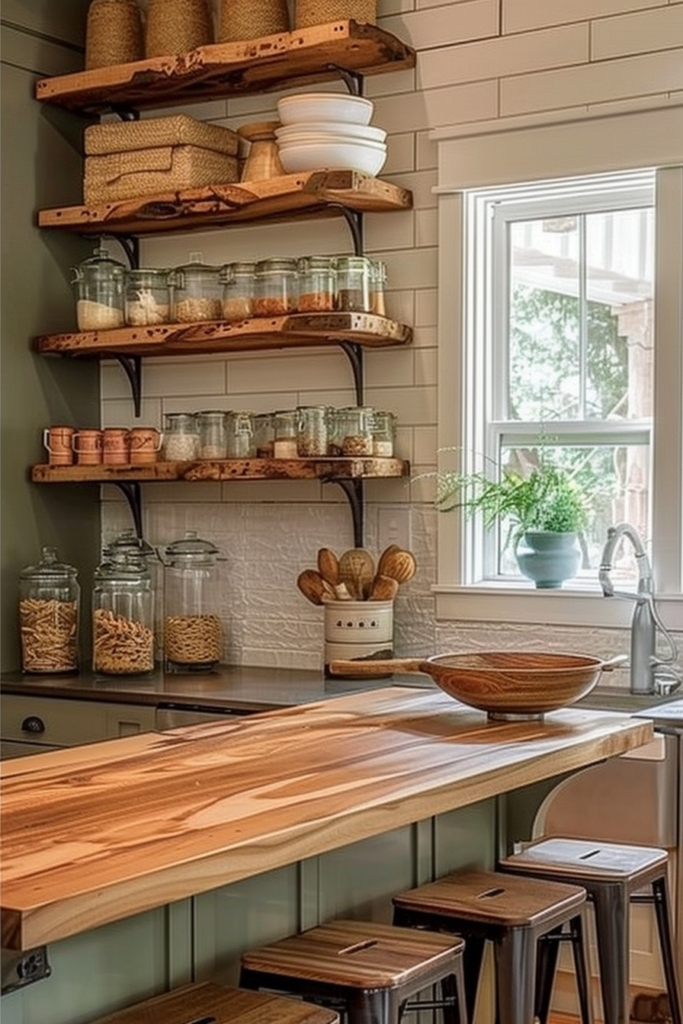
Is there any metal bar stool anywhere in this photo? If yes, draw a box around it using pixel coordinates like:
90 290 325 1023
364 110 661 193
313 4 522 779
240 918 468 1024
84 981 340 1023
392 868 593 1024
499 837 682 1024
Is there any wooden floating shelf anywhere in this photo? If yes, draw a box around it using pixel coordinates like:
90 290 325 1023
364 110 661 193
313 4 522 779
35 312 412 358
35 22 416 113
31 458 410 484
37 171 412 236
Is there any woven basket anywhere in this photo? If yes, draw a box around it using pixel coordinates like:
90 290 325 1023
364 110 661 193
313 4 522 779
145 0 213 58
85 0 144 69
218 0 290 41
85 115 239 156
294 0 376 29
84 146 239 203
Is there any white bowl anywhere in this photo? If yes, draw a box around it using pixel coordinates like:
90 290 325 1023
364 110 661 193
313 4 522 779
277 140 387 176
277 92 374 126
278 136 387 153
276 122 387 144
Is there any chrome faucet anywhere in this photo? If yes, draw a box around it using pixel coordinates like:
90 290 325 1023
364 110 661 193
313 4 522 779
599 522 680 695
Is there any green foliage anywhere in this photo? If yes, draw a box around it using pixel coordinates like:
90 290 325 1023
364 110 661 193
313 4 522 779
435 460 589 549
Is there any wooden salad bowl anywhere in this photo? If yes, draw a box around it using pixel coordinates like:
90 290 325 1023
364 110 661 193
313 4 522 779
328 651 625 719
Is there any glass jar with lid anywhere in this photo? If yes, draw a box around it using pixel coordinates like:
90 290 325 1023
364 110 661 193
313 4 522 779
221 261 256 321
297 405 328 457
297 256 336 312
335 255 372 312
254 412 274 458
92 552 155 675
19 547 80 673
338 406 374 456
162 530 223 672
170 253 223 322
253 257 298 316
369 259 387 316
72 246 126 330
162 412 199 461
196 410 228 459
273 409 299 458
124 268 171 325
371 409 396 457
226 411 255 458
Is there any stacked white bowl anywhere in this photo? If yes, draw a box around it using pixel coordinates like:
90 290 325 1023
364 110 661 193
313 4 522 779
275 93 387 176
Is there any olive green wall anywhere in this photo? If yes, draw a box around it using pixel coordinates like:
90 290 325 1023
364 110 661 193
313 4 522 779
1 1 101 671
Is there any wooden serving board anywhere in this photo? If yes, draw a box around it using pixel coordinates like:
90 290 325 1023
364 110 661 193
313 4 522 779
0 687 652 951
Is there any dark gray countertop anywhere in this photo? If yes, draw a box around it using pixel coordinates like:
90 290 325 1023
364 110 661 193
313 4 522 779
1 665 432 712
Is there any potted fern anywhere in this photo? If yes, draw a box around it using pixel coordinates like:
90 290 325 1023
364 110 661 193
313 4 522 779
434 457 589 588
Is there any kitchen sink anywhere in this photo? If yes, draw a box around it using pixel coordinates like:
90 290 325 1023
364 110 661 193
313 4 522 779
577 685 682 714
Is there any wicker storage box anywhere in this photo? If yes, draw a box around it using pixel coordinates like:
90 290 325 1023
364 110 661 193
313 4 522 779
83 115 240 204
84 115 239 157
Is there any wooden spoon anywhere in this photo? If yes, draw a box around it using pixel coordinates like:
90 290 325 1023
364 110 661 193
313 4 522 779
338 548 375 600
380 548 416 585
368 574 399 601
317 547 340 587
296 568 327 605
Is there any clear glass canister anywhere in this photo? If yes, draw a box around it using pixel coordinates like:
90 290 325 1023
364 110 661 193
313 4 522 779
19 547 80 673
297 405 328 457
253 257 298 316
170 254 223 322
125 268 171 326
72 246 126 330
273 409 299 458
370 259 387 316
197 410 228 459
335 255 372 312
162 412 199 460
226 411 255 457
371 409 396 457
162 531 223 672
221 261 256 321
92 553 154 675
297 256 336 312
338 405 374 456
254 412 274 458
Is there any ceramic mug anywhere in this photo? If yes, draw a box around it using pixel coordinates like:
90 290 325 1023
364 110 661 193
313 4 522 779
129 427 162 465
43 426 75 466
72 428 103 466
102 427 130 465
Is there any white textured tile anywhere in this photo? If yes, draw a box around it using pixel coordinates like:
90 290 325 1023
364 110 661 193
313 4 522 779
502 48 683 116
386 246 438 289
382 0 499 49
375 80 498 132
364 208 416 252
415 288 438 327
364 347 416 386
416 130 438 171
383 132 416 175
415 207 438 247
503 0 665 33
101 397 162 428
592 4 683 58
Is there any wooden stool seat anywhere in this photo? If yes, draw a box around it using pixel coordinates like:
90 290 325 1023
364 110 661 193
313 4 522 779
500 837 682 1024
85 981 340 1023
393 869 593 1024
240 919 467 1023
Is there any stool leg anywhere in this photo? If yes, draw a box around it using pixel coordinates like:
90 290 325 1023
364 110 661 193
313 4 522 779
438 962 469 1024
569 912 594 1024
462 934 486 1024
495 927 536 1024
348 987 393 1024
591 889 629 1024
534 927 562 1024
651 878 683 1024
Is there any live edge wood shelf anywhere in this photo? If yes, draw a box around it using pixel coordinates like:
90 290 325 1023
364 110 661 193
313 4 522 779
34 22 416 113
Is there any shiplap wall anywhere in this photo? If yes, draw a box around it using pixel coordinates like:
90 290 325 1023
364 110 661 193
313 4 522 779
101 0 683 670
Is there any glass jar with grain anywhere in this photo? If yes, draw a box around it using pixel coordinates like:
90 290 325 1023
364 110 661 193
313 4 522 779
162 412 200 461
221 261 256 321
19 547 80 674
253 257 298 316
162 531 223 672
335 255 372 312
337 406 374 456
125 268 171 326
92 552 154 675
197 410 228 459
72 246 126 330
297 405 328 457
170 254 223 322
297 255 336 312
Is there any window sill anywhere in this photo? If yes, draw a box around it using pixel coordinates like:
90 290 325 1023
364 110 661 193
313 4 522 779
433 584 683 631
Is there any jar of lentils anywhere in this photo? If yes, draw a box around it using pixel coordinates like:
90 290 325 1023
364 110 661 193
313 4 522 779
171 254 223 322
253 257 298 316
338 406 374 456
297 255 336 312
221 261 255 321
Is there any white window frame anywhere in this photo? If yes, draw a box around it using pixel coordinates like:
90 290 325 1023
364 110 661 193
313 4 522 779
431 107 683 631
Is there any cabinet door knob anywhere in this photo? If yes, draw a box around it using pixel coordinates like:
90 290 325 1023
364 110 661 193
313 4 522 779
21 716 45 734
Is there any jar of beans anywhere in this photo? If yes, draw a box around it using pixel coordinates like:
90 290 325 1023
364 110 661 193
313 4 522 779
170 253 223 322
221 261 255 321
19 547 80 674
337 406 374 456
335 255 372 312
297 255 336 312
253 257 298 316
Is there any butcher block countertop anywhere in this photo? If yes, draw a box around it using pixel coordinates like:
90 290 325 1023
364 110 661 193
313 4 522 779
1 686 652 952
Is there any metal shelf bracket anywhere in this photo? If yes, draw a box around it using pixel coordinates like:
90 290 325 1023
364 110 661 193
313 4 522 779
111 480 144 538
328 477 365 547
115 354 143 418
338 340 364 405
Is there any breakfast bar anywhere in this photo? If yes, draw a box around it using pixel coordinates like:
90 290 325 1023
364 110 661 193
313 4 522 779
2 687 652 956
